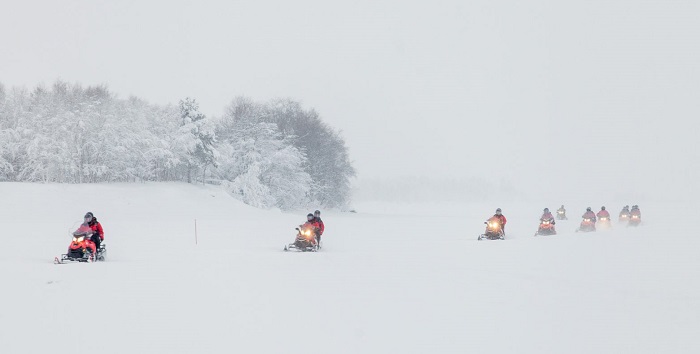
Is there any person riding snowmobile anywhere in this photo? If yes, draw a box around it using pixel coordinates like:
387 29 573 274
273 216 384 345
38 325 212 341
72 221 97 255
596 206 611 219
630 205 641 217
312 210 325 245
536 208 557 235
84 212 104 252
541 208 555 223
491 208 507 233
582 207 597 222
301 213 322 245
557 205 567 219
619 205 630 218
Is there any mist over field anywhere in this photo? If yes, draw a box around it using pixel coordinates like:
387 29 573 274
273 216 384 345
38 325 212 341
1 1 699 353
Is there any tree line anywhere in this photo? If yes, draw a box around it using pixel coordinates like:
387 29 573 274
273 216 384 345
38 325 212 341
0 81 355 209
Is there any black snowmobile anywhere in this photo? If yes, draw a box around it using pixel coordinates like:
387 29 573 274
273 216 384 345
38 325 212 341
284 224 319 252
478 218 505 240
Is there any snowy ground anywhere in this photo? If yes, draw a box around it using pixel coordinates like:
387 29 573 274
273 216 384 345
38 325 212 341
0 182 698 354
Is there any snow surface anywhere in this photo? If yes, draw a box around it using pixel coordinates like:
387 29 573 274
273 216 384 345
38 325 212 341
1 182 698 354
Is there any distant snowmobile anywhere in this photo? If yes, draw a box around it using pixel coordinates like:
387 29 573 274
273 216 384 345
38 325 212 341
597 216 612 230
628 214 642 227
556 209 568 220
284 224 319 252
534 219 557 236
55 223 106 264
478 217 505 241
577 218 596 233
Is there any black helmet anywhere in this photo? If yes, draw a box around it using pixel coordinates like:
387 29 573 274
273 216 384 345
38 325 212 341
307 213 314 221
495 208 502 215
601 206 606 210
544 208 549 213
586 207 591 211
84 212 94 219
314 210 321 217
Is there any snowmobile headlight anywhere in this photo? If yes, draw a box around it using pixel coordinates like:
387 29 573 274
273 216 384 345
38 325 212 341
73 236 84 243
543 221 549 225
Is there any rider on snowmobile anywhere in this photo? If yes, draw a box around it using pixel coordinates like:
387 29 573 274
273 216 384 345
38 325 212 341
73 220 97 255
582 207 597 222
490 208 507 233
540 208 555 223
620 205 630 217
301 213 322 245
630 205 641 217
557 205 566 216
596 206 611 219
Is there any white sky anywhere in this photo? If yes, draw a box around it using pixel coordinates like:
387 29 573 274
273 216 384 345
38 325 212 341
1 0 699 200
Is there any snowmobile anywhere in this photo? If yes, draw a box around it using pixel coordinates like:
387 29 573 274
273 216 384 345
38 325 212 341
478 218 505 240
577 218 596 232
55 223 106 264
597 216 612 230
534 219 557 236
628 214 641 227
556 209 568 220
619 213 630 223
284 224 319 252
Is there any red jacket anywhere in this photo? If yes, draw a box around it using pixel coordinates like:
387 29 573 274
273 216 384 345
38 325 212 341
597 210 610 218
89 220 104 240
302 221 322 234
541 212 554 221
492 214 507 227
582 211 596 221
314 217 325 235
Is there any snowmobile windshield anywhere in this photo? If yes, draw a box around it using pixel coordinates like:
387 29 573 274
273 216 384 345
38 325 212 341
73 223 93 237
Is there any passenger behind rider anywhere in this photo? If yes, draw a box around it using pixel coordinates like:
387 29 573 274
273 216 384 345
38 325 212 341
84 212 104 252
312 209 324 245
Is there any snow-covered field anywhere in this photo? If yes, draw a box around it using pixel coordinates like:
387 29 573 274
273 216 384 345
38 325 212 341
1 182 698 354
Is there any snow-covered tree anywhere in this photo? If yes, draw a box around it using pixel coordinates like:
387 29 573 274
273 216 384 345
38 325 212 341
0 81 354 210
215 110 311 209
175 98 217 183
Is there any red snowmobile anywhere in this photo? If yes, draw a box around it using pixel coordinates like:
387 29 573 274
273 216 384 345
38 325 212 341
55 223 106 264
535 219 557 236
597 216 612 230
577 218 596 232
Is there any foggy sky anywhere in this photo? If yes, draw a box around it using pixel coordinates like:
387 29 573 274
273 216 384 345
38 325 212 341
2 0 698 201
